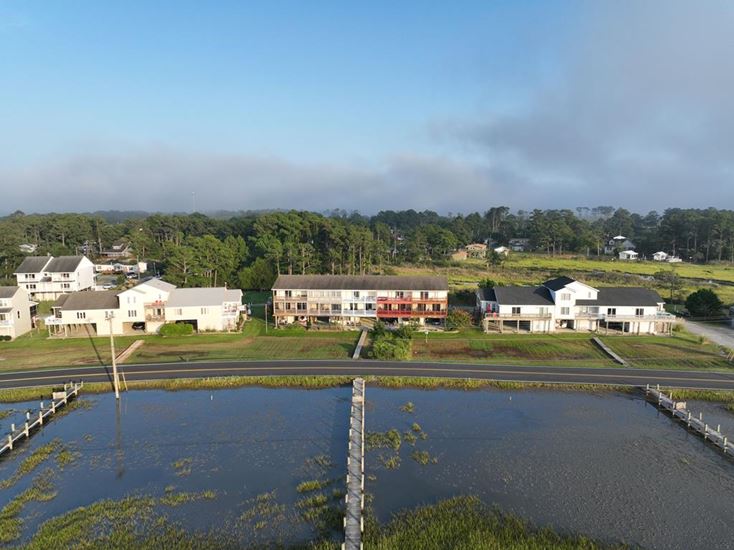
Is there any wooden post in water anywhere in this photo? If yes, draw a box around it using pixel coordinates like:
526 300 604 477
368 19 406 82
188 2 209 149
7 434 12 450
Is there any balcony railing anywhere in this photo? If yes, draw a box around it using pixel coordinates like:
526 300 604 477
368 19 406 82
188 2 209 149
377 309 447 318
604 313 676 322
44 316 65 325
377 296 446 304
485 312 553 319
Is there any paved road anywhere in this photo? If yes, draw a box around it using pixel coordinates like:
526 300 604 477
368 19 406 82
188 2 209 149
1 359 734 391
684 319 734 351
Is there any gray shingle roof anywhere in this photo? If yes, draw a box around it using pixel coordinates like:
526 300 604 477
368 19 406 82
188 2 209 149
0 286 20 299
14 256 52 274
543 276 576 291
576 287 663 307
55 291 119 311
493 286 555 305
45 256 86 273
272 275 448 291
477 288 496 302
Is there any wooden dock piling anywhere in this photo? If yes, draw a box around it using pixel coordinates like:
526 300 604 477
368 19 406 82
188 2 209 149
645 384 734 455
0 382 83 458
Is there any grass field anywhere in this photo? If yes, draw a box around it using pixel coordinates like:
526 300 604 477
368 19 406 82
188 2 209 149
395 254 734 306
0 319 360 370
407 328 733 370
600 332 730 370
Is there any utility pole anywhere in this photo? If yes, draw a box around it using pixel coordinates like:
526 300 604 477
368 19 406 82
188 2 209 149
106 312 120 399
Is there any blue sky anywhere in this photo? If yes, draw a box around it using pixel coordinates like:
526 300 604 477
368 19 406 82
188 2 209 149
1 1 732 213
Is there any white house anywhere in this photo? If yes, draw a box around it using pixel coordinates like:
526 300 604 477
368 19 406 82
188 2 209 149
0 287 34 340
165 288 243 332
619 250 639 261
652 251 669 262
494 246 511 256
477 276 675 335
604 235 636 255
47 278 245 337
15 255 95 300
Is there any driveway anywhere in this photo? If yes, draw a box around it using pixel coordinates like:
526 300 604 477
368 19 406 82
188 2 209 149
684 319 734 351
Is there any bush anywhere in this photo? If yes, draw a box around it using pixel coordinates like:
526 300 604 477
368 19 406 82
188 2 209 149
685 289 724 317
0 335 11 342
372 335 412 360
159 323 194 337
446 309 472 330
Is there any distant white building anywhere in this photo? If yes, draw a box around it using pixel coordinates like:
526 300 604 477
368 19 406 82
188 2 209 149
509 238 530 252
604 235 636 255
0 287 34 341
14 256 95 300
46 278 245 337
652 251 669 262
19 244 38 254
619 250 639 261
494 246 510 256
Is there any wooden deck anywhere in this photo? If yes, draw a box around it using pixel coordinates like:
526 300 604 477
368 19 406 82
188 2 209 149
343 378 365 550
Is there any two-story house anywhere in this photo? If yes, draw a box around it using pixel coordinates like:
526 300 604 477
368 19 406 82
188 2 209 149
46 278 244 336
14 255 95 300
0 287 33 340
477 276 675 335
272 275 448 328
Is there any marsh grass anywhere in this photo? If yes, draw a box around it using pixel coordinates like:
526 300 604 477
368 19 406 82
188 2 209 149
0 470 57 543
296 479 331 493
0 439 62 489
172 457 193 477
159 490 216 507
363 495 625 549
365 429 402 451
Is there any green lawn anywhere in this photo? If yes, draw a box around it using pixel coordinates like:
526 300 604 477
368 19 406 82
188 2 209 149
408 329 734 370
600 332 731 370
0 320 361 370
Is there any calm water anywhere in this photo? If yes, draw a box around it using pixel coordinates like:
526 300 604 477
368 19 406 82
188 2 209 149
0 386 733 548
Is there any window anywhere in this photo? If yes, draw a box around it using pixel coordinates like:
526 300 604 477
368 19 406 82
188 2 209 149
353 291 360 298
396 291 405 299
62 273 70 279
128 310 136 318
285 290 292 298
331 304 340 312
76 312 86 319
365 303 374 311
635 308 644 317
200 307 208 315
539 307 549 315
17 311 20 319
420 291 429 300
560 293 571 301
560 307 570 315
26 284 36 290
607 308 617 316
297 302 307 311
62 283 70 289
175 308 183 315
512 307 521 315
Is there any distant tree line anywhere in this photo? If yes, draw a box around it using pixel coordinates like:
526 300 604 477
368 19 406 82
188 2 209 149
1 207 733 289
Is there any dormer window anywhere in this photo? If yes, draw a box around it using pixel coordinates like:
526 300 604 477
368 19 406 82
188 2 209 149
560 293 571 301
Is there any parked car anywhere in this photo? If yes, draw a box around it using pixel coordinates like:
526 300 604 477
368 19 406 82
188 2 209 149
131 322 145 330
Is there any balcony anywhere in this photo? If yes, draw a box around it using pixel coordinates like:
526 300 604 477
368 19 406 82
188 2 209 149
604 313 676 322
485 312 553 319
377 309 447 318
377 296 446 305
44 316 64 326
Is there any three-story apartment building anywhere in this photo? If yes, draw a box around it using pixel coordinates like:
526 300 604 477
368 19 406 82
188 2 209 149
14 256 95 300
0 286 33 340
271 275 448 327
